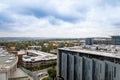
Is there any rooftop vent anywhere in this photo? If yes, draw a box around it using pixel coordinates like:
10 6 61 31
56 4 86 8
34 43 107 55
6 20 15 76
9 57 16 60
5 60 13 64
0 54 6 57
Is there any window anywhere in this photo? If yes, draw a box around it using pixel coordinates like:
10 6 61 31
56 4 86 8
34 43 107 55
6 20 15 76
114 67 116 78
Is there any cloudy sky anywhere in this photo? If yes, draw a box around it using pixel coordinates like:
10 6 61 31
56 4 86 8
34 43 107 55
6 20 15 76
0 0 120 38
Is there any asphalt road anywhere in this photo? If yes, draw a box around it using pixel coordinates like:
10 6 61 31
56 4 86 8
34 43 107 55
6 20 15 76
33 69 48 80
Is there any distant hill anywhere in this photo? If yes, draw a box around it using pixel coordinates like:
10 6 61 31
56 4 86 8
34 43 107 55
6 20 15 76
0 37 47 41
0 37 85 41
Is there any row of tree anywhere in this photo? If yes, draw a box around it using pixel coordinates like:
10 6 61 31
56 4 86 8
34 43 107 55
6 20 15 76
24 61 57 71
0 40 74 52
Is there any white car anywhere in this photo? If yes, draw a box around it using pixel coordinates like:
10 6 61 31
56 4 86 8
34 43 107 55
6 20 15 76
37 72 48 77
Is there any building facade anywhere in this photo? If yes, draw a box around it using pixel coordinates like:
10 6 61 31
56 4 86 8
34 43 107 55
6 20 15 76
0 48 30 80
85 35 120 45
23 50 57 67
112 36 120 45
57 46 120 80
85 38 93 45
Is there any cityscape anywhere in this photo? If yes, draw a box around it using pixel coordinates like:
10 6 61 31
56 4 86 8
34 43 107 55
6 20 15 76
0 0 120 80
0 36 120 80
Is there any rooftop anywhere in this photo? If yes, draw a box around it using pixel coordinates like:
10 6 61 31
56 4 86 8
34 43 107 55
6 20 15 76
0 48 18 71
23 50 57 62
59 45 120 59
9 68 28 79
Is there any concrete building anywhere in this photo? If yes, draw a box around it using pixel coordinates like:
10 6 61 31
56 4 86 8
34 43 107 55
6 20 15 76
85 38 112 45
85 35 120 45
85 38 93 45
17 50 26 67
23 50 57 66
28 46 41 50
112 36 120 45
0 48 30 80
93 38 112 45
57 45 120 80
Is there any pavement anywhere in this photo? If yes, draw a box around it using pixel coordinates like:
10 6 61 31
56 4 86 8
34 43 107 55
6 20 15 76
10 68 34 80
33 69 48 80
33 69 48 74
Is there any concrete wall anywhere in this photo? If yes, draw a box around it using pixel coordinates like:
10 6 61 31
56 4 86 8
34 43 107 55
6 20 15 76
83 57 93 80
105 61 120 80
93 59 105 80
61 52 68 80
58 50 120 80
0 73 7 80
74 56 83 80
67 54 74 80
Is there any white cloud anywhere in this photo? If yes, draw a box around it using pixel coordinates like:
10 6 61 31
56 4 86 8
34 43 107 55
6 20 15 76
0 0 120 38
0 3 9 12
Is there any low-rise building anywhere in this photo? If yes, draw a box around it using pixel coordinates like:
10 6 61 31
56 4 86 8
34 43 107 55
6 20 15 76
0 48 30 80
85 35 120 45
28 46 41 50
23 50 57 67
112 36 120 45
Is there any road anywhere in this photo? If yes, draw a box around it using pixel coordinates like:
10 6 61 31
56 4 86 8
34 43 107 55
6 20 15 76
33 69 48 80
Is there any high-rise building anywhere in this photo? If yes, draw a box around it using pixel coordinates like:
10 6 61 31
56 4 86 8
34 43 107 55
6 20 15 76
57 45 120 80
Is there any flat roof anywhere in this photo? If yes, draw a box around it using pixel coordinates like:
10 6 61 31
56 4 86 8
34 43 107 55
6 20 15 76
23 50 57 62
0 48 18 71
59 46 120 59
9 68 28 79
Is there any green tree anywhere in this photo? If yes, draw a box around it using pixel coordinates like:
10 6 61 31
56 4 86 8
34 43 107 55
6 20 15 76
47 67 56 80
42 77 49 80
58 43 65 48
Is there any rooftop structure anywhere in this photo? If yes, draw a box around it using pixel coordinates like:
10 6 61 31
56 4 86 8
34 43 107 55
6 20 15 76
17 50 26 55
59 45 120 59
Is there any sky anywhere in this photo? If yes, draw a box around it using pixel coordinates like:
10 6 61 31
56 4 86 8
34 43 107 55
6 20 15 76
0 0 120 38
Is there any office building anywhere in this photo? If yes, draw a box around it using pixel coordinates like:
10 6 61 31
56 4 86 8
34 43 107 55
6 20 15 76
112 36 120 45
85 35 120 45
23 50 57 66
57 45 120 80
85 38 93 45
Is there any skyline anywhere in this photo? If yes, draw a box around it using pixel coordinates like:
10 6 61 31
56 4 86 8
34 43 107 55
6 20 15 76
0 0 120 38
